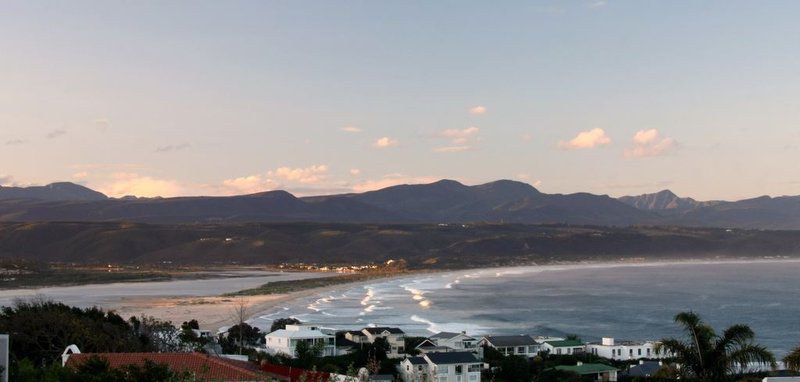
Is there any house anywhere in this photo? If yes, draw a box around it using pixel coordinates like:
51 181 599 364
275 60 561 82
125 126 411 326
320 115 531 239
542 339 585 355
415 339 455 354
555 362 618 382
398 352 483 382
621 361 667 378
344 327 406 357
264 324 336 357
428 332 479 351
362 327 406 356
585 338 668 361
63 350 268 382
479 335 542 358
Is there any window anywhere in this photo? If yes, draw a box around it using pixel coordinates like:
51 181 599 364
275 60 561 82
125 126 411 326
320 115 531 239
456 365 463 374
468 364 481 373
469 375 478 382
638 349 642 356
618 349 622 356
556 349 562 355
647 348 651 356
517 346 526 354
629 349 634 356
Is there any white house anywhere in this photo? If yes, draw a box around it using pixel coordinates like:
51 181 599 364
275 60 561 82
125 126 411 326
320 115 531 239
479 335 543 358
541 339 585 355
263 324 336 357
398 352 483 382
585 338 668 361
428 332 479 351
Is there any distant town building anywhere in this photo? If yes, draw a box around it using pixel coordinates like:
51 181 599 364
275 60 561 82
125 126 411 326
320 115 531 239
585 338 667 360
264 324 337 357
399 352 483 382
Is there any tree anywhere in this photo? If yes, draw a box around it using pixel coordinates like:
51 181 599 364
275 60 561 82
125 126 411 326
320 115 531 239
498 355 533 382
130 315 181 352
178 319 208 352
230 297 251 355
270 317 301 333
0 298 144 367
656 311 776 382
294 340 324 369
784 346 800 373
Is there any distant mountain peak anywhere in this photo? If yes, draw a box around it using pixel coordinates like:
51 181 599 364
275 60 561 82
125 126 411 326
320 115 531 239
618 189 709 212
0 182 107 201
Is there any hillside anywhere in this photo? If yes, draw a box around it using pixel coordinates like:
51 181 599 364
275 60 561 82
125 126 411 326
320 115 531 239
0 222 798 267
1 180 799 229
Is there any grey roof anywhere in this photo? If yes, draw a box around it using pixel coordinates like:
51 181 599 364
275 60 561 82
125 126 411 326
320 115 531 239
407 356 428 365
416 339 438 348
425 352 480 365
483 335 537 347
430 331 462 339
364 327 405 335
624 362 663 377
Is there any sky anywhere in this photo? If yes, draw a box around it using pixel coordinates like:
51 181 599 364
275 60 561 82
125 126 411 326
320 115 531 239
1 1 800 201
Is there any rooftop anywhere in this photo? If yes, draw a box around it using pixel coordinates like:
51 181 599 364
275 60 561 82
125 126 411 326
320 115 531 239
65 353 265 382
364 327 405 335
555 363 618 375
430 331 464 339
425 352 480 365
406 356 428 365
545 339 584 348
267 328 333 339
483 335 538 347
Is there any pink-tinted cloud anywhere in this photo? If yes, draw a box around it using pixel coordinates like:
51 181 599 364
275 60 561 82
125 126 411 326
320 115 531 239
373 137 398 148
625 129 677 158
558 128 612 149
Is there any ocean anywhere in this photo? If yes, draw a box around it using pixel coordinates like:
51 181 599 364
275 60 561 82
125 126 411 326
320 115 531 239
250 260 800 356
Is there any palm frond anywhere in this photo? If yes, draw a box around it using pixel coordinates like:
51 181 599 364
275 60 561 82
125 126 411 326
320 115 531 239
716 324 755 353
783 346 800 372
727 343 777 372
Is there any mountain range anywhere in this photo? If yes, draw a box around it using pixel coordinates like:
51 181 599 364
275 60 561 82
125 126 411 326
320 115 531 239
1 180 799 229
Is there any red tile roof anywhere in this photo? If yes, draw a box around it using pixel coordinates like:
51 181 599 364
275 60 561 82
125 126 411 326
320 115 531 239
65 352 268 381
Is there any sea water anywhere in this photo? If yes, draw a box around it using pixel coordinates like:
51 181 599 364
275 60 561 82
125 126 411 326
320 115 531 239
250 260 800 356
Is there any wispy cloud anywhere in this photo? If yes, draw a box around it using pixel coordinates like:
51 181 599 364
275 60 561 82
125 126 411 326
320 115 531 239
341 126 362 133
558 128 611 149
0 175 14 186
373 137 399 148
154 143 191 153
5 139 26 146
588 0 607 8
221 175 278 195
46 129 67 139
98 173 184 198
268 164 329 184
435 126 480 152
468 105 487 115
349 168 361 176
94 118 111 131
624 129 677 158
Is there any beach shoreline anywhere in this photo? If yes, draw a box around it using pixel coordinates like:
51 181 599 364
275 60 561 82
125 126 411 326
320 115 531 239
24 256 799 333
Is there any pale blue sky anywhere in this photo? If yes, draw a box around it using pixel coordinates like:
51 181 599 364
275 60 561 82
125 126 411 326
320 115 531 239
1 1 799 200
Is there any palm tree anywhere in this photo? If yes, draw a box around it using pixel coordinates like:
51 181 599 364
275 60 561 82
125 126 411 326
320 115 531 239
656 311 776 382
784 346 800 372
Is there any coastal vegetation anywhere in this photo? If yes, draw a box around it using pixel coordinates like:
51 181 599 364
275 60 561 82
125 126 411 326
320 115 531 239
2 222 800 271
656 311 777 382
